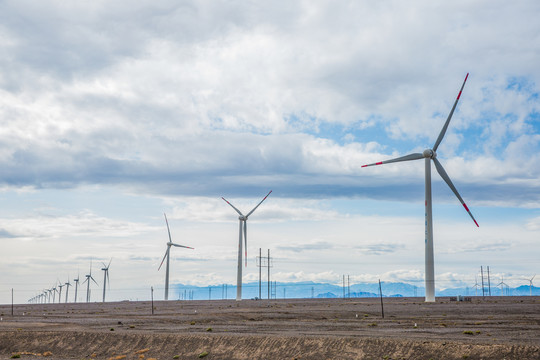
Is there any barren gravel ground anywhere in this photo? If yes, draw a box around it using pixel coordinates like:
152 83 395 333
0 296 539 359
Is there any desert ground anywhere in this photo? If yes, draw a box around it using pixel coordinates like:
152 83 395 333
0 296 539 359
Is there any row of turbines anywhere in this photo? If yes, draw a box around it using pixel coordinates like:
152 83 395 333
28 260 112 304
29 74 485 304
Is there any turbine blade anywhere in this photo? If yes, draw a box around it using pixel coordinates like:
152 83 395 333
171 243 194 249
164 213 173 243
91 276 99 286
108 258 112 268
433 157 479 227
246 190 272 217
362 153 424 167
433 73 469 152
158 247 170 271
244 220 248 267
222 197 244 217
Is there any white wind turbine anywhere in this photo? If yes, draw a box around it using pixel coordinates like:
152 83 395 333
497 275 508 296
57 281 64 304
73 274 80 303
101 259 112 302
65 277 71 303
526 275 536 296
362 74 478 302
222 190 272 301
82 262 98 303
158 213 194 301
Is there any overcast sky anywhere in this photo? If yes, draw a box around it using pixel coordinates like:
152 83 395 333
1 1 539 303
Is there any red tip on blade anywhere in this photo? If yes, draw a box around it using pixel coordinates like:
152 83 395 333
457 90 462 100
376 162 383 165
361 165 368 168
463 203 470 212
474 220 479 227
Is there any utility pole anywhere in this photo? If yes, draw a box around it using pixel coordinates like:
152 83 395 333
348 275 350 298
151 286 154 315
259 248 262 299
342 275 345 298
487 266 491 296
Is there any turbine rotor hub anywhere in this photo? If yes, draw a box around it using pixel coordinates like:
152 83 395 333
423 149 436 159
239 216 246 221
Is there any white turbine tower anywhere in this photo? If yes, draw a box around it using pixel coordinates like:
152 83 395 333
82 263 98 303
362 74 478 302
65 278 71 303
101 259 112 302
73 274 80 303
158 213 194 301
527 275 536 296
57 281 64 304
222 190 272 301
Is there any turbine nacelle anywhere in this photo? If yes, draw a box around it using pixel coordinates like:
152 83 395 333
423 149 436 159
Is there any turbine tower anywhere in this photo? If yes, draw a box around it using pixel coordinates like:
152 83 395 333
362 74 478 302
65 278 71 303
82 263 98 303
158 213 194 301
101 259 112 302
57 281 64 304
527 275 536 296
73 274 80 303
222 190 272 301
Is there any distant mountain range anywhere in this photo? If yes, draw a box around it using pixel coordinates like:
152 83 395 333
174 281 540 300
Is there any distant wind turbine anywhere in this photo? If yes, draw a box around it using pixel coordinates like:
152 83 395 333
497 276 508 296
73 274 80 303
101 259 112 302
526 275 536 296
65 277 71 303
362 74 478 302
57 281 64 304
222 190 272 301
82 262 98 302
158 213 194 301
472 276 480 297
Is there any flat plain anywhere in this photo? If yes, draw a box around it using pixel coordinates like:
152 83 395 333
0 296 539 359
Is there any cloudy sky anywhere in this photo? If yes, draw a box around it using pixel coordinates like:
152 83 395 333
1 1 539 303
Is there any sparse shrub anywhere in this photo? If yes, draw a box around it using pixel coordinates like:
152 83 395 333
367 322 377 327
42 352 52 357
463 330 474 335
206 327 212 332
198 351 209 358
10 353 21 359
129 325 136 329
475 330 481 334
110 328 115 331
173 356 180 359
190 321 196 325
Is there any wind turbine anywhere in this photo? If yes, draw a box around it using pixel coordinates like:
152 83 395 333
222 190 272 301
526 275 536 296
51 285 57 303
158 213 194 301
362 74 478 302
65 278 71 303
497 276 508 296
82 262 98 303
472 276 480 297
57 281 64 304
73 274 80 303
101 259 112 302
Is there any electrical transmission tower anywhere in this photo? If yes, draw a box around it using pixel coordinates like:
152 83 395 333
256 248 273 299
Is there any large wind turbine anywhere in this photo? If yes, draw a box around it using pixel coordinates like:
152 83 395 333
222 190 272 301
82 263 98 303
158 213 194 301
362 74 478 302
101 259 112 302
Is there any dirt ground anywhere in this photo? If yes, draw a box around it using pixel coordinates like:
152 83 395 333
0 296 539 359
